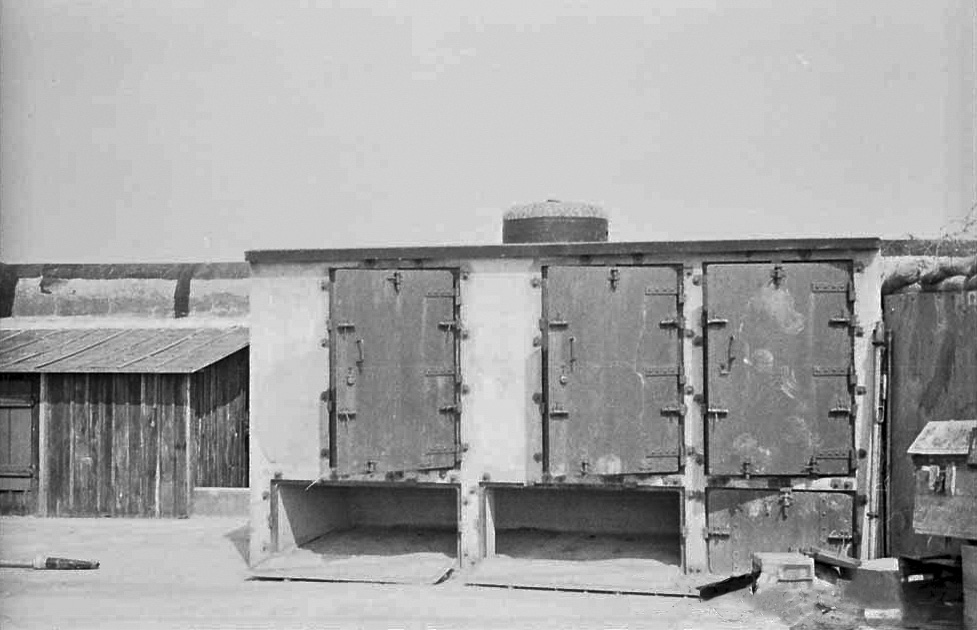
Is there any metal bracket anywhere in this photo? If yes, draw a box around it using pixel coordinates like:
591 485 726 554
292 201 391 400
608 268 621 291
771 264 786 287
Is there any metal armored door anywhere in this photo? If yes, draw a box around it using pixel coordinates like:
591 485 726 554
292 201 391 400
546 266 684 476
706 489 854 574
332 269 459 474
704 263 854 476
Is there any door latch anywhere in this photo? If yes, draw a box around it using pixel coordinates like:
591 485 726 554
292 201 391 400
608 268 621 291
719 335 737 376
771 264 786 287
386 271 403 293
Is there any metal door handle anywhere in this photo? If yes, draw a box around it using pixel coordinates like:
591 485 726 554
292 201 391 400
568 336 576 368
720 335 736 375
356 339 365 364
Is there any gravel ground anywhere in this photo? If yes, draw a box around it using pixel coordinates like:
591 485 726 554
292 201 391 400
0 516 791 630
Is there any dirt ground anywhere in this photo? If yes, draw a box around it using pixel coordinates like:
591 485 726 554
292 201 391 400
1 516 799 630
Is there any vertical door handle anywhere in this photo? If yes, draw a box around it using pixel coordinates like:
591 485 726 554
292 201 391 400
356 339 365 364
568 336 576 369
720 335 736 376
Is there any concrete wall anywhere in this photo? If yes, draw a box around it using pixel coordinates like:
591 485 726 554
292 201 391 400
250 263 330 562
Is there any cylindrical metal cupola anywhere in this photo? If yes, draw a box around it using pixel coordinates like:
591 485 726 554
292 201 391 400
502 200 608 244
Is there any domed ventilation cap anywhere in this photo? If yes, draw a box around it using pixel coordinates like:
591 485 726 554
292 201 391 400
502 200 609 244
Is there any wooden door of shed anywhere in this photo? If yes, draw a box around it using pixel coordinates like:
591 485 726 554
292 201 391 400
0 376 38 514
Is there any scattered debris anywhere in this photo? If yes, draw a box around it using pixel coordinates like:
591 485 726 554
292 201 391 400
0 555 100 570
697 570 759 600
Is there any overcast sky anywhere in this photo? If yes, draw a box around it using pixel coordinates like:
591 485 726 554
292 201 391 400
1 1 974 263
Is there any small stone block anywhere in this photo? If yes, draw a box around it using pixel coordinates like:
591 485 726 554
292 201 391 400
752 552 815 590
845 558 904 610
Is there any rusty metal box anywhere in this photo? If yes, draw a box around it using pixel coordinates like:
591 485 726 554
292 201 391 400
907 419 977 540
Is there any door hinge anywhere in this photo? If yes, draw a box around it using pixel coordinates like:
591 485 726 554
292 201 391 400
659 404 687 417
426 443 469 456
803 449 855 475
658 316 686 330
826 530 854 543
705 525 732 539
548 405 570 418
703 312 729 328
548 319 569 329
706 407 729 418
438 319 460 331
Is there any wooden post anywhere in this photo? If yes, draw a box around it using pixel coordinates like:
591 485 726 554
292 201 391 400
185 374 193 517
37 374 48 517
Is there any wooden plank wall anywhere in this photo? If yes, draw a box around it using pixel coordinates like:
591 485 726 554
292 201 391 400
46 373 189 517
884 291 977 557
191 350 249 488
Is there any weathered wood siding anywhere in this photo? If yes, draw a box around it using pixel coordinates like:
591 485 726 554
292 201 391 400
46 373 189 517
191 350 249 488
885 290 977 557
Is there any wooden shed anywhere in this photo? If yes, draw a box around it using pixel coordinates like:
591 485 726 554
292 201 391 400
0 327 249 516
0 262 251 516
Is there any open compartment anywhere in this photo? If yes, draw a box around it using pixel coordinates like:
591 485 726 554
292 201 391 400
256 481 459 584
472 485 693 595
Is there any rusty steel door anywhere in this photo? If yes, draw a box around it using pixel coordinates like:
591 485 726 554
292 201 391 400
704 263 854 476
332 269 459 474
707 489 854 574
545 266 684 477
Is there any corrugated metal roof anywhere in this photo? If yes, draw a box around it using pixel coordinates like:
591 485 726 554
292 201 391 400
907 420 977 456
0 327 248 373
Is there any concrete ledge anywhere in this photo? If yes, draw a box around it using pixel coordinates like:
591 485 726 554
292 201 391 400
192 487 250 518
